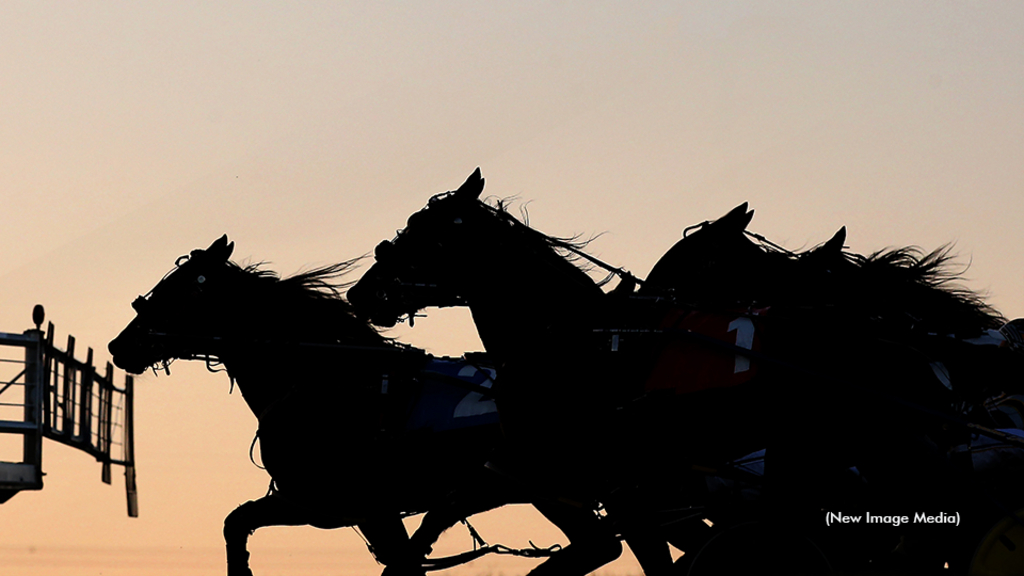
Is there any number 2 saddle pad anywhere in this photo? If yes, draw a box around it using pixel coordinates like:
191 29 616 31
404 357 501 432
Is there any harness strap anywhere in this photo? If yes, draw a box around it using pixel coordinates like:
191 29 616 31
544 236 644 286
249 431 265 470
461 517 488 549
420 542 563 571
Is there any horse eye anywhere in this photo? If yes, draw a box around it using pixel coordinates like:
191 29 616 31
453 218 462 224
197 276 206 284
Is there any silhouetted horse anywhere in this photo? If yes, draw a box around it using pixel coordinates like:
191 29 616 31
108 236 622 576
348 169 1024 573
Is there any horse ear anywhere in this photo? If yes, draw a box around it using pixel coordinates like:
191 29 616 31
207 235 228 252
453 168 484 200
715 202 754 232
205 235 234 262
822 226 846 253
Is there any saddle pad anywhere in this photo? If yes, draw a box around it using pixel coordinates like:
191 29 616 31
645 308 765 395
404 357 500 432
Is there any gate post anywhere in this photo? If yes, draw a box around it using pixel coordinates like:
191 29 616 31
22 328 44 489
124 374 138 517
100 362 113 485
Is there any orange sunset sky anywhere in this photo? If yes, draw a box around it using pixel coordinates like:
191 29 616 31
1 3 1022 575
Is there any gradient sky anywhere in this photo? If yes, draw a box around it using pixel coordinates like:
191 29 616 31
1 2 1022 575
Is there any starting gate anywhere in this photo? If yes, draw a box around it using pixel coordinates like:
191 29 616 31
0 306 137 517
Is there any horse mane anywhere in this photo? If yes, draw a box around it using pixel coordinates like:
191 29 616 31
483 196 614 288
844 245 1004 334
218 257 396 346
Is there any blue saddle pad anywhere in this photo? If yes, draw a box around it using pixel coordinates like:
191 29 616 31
404 357 500 432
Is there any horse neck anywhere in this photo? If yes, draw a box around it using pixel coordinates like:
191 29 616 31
217 339 386 421
220 355 283 418
203 294 385 419
458 244 607 361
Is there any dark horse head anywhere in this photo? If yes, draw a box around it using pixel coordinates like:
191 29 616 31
348 168 605 331
347 169 488 327
109 235 387 378
109 235 243 374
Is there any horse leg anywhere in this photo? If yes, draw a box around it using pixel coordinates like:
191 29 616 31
525 500 623 576
404 487 628 576
603 503 674 576
361 515 427 576
597 486 675 576
407 487 512 557
223 494 314 576
412 498 625 576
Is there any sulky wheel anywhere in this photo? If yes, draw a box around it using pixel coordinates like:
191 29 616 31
968 507 1024 576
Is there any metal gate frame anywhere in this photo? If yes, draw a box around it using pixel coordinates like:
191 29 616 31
0 312 137 517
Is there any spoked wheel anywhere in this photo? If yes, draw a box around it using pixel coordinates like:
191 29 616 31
969 507 1024 576
678 521 832 576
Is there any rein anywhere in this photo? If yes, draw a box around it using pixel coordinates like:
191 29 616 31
543 235 645 287
142 327 426 423
536 217 795 288
145 330 421 356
